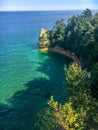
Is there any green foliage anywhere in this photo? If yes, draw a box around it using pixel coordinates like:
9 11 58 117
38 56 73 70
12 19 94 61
34 96 86 130
90 62 98 99
65 63 89 109
91 62 98 86
65 63 98 130
49 19 66 47
33 96 58 130
47 96 85 130
48 9 98 69
64 63 85 87
81 9 93 20
34 63 98 130
36 9 98 130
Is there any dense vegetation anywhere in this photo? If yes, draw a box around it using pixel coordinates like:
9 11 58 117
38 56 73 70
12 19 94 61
34 9 98 130
48 9 98 70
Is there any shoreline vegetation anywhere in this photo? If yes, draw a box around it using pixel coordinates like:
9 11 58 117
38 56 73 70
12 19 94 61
36 9 98 130
38 28 81 66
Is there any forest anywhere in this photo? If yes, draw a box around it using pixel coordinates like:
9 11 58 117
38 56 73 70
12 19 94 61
35 9 98 130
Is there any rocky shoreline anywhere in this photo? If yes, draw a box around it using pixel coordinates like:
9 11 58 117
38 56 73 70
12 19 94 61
38 46 81 66
48 46 81 65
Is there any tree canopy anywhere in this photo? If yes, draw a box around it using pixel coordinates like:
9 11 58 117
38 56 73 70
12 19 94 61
36 9 98 130
47 9 98 70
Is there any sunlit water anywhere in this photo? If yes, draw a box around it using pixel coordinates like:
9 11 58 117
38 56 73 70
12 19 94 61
0 11 83 130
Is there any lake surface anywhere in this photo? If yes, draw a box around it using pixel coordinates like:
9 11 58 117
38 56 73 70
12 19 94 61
0 10 85 130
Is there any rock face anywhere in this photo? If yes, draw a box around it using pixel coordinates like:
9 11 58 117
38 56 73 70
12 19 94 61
38 28 50 48
39 28 47 38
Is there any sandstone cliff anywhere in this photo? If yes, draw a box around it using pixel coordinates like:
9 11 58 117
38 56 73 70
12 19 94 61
38 28 50 48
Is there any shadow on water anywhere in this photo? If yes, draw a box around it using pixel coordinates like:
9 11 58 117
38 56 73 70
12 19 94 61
0 78 55 130
0 51 71 130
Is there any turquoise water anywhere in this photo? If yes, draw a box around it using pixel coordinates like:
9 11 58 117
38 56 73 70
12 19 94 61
0 11 82 130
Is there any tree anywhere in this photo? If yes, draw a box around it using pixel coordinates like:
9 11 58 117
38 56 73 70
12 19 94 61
65 63 98 130
36 9 98 130
34 63 98 130
90 62 98 99
34 96 85 130
81 9 93 21
48 9 97 69
65 63 85 88
49 19 66 47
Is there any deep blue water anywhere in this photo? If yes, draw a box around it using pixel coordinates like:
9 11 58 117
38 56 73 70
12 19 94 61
0 10 91 130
